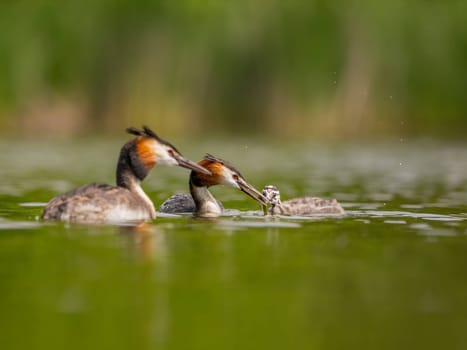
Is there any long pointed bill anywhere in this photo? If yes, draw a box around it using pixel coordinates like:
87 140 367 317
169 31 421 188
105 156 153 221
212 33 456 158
176 155 212 175
237 178 269 206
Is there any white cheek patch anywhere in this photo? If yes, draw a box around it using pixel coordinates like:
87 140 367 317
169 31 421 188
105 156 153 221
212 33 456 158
221 168 240 188
153 144 178 166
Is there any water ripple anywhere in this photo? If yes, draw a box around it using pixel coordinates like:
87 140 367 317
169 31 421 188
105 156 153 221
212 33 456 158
349 210 465 222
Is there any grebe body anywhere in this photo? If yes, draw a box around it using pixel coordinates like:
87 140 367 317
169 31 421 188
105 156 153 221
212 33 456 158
42 126 210 224
160 154 267 217
158 193 224 214
262 185 345 216
42 183 154 223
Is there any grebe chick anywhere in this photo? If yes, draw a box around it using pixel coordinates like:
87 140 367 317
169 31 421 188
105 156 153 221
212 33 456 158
160 154 268 217
42 126 211 224
262 185 345 216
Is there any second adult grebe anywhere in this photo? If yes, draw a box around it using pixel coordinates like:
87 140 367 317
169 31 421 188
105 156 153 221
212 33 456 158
42 126 211 224
160 154 268 217
262 185 345 216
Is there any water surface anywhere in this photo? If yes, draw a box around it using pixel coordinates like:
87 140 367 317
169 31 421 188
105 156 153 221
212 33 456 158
0 139 466 350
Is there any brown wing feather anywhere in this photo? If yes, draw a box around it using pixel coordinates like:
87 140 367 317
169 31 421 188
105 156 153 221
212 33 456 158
42 183 151 223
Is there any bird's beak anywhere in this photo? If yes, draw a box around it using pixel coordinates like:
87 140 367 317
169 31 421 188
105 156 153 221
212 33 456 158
237 178 269 206
175 155 212 175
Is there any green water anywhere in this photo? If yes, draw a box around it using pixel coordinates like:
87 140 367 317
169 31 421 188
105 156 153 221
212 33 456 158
0 139 466 350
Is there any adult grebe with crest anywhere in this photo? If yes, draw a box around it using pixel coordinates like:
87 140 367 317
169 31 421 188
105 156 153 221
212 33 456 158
42 126 211 224
160 154 268 217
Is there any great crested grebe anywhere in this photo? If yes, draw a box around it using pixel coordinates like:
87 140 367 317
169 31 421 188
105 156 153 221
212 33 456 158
159 154 268 217
42 126 211 224
262 185 345 216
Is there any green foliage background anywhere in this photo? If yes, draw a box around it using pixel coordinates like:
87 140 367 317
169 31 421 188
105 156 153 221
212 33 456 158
0 0 466 139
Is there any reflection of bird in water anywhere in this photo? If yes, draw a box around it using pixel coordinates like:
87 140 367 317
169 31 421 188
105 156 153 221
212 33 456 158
160 154 268 217
119 223 166 262
262 185 345 216
42 126 211 224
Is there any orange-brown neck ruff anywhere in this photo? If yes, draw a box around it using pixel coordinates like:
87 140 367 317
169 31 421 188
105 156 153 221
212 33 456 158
136 137 157 169
190 160 223 187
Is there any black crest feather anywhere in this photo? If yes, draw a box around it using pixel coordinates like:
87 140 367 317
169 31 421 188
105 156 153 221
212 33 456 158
126 126 144 136
125 126 181 153
203 153 244 178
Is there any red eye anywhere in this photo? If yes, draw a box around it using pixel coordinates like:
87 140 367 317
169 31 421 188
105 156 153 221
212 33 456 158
232 174 239 180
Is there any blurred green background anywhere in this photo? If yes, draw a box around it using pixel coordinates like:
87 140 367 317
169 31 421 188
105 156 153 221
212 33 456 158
1 3 467 350
0 0 466 140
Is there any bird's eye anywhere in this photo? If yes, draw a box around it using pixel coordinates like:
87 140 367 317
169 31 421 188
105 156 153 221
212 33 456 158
167 148 174 156
232 174 239 181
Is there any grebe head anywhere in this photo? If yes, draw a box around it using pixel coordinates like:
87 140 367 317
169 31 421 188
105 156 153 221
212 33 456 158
126 126 211 175
262 185 281 206
191 154 268 206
